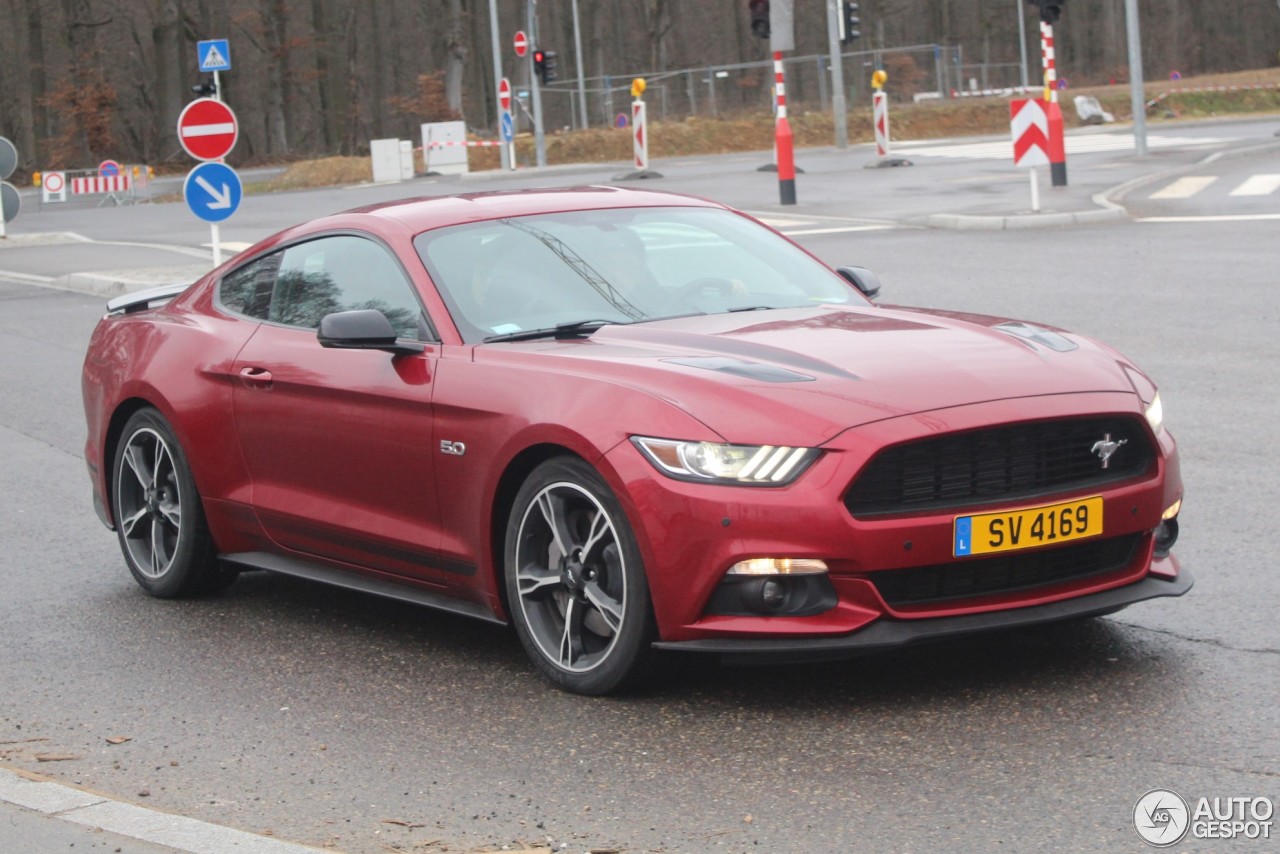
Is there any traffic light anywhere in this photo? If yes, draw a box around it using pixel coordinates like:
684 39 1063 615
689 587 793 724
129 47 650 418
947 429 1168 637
191 76 217 98
1028 0 1064 24
533 49 557 84
840 2 861 44
749 0 769 39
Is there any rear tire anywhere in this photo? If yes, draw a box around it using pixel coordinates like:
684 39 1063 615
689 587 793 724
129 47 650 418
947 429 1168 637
111 408 236 597
504 456 654 695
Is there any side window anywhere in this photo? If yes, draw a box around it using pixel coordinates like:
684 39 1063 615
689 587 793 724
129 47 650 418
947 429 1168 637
269 236 425 338
219 252 281 320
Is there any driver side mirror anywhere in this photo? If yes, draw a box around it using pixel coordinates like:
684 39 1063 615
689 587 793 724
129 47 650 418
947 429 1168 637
836 266 882 301
318 309 424 356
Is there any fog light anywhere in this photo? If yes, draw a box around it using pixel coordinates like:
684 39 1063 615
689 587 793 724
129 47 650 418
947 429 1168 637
727 558 828 576
1154 515 1180 556
760 579 787 610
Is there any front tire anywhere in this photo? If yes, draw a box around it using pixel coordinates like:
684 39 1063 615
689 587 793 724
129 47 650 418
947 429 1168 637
111 408 235 597
504 457 654 695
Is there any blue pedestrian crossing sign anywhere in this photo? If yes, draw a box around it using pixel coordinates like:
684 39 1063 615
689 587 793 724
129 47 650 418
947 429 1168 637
184 161 242 223
197 39 231 72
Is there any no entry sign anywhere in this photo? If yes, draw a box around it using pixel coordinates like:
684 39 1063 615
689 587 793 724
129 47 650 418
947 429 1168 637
177 98 239 161
513 31 528 57
499 78 512 112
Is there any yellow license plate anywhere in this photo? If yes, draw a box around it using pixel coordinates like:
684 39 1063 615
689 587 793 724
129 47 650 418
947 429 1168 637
954 496 1103 557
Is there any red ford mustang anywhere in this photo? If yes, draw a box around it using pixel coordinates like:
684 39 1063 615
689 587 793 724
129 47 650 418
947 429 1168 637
82 187 1189 694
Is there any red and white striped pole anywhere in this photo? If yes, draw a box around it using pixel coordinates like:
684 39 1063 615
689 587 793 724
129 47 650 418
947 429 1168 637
1040 20 1068 187
773 51 796 205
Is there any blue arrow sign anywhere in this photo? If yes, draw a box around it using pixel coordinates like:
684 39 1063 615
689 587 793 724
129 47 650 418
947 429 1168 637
184 162 242 223
500 111 514 143
197 39 231 72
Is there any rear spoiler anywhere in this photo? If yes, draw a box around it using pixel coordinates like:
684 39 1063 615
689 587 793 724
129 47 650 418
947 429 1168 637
106 283 191 315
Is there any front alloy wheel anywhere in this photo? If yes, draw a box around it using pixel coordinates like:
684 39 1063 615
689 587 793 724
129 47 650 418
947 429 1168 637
505 457 653 695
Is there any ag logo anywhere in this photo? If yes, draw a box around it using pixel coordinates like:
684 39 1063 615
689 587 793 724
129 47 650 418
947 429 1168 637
1134 789 1190 847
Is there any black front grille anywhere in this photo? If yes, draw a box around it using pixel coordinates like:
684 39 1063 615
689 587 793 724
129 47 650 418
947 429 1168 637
845 417 1153 517
872 534 1141 607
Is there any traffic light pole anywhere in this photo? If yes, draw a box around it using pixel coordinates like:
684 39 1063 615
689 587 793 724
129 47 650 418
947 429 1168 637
527 0 547 168
826 0 848 149
1124 0 1148 157
488 0 510 170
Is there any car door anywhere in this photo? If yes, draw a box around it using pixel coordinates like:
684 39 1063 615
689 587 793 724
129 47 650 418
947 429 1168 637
228 233 453 584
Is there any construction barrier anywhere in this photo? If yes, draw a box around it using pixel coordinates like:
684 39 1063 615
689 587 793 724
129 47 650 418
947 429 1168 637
36 164 153 207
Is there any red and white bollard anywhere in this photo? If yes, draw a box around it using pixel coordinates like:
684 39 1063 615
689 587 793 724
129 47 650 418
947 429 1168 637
1041 20 1068 187
773 51 796 205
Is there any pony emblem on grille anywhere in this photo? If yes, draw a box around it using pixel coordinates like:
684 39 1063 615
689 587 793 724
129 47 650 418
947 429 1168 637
1091 434 1127 469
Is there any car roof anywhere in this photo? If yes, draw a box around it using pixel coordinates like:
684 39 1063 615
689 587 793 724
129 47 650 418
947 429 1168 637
339 185 726 234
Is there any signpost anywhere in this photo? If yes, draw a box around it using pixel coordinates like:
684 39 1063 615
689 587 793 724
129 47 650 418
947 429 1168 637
184 162 242 224
177 98 239 161
498 77 515 169
181 41 239 265
184 162 242 266
42 171 67 204
1010 98 1050 212
0 137 18 237
197 39 231 103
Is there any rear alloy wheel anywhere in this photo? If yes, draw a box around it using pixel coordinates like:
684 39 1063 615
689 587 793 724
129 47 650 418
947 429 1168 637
111 409 234 597
505 457 654 695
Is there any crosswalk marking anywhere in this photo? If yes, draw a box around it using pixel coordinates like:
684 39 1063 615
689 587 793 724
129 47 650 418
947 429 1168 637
1147 173 1280 200
1228 174 1280 197
1150 176 1218 199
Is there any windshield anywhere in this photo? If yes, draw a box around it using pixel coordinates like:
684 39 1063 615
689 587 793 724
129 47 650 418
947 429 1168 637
413 206 859 343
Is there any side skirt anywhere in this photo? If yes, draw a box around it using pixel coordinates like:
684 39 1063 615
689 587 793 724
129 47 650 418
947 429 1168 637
221 551 505 625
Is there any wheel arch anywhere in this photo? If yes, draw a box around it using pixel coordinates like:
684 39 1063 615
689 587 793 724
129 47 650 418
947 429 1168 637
487 442 589 620
100 396 163 528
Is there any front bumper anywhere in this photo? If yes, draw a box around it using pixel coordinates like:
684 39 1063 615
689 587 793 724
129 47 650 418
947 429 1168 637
652 568 1193 664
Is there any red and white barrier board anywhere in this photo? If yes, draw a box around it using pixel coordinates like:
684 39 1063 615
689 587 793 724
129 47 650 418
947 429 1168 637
873 92 891 157
71 175 133 195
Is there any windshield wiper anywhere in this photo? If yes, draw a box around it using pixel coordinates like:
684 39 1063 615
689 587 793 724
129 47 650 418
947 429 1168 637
483 319 620 343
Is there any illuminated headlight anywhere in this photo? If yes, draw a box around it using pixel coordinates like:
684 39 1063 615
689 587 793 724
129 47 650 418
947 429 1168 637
1144 392 1164 435
631 437 819 485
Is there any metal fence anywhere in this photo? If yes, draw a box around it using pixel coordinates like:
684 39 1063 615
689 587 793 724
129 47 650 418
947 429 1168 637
520 44 980 132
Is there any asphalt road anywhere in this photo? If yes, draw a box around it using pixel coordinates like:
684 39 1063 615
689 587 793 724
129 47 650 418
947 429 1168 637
1 121 1277 853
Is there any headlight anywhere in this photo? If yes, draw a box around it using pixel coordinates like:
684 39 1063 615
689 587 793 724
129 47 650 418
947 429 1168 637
1144 392 1163 435
631 437 819 485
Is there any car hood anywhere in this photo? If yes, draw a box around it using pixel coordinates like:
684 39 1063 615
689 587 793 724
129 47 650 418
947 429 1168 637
483 305 1143 446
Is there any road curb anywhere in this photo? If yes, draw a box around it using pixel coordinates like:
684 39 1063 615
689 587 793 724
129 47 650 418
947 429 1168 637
0 766 332 854
913 206 1128 230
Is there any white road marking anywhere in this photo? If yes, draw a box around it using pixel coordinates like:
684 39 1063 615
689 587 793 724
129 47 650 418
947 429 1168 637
783 225 895 235
899 134 1233 160
1229 174 1280 196
0 768 323 853
1139 213 1280 223
1149 176 1218 199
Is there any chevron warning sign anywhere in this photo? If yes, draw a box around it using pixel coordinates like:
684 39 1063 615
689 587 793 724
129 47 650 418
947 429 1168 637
1010 99 1050 168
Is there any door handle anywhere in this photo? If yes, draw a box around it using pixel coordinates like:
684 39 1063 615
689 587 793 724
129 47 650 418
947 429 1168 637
238 366 273 388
